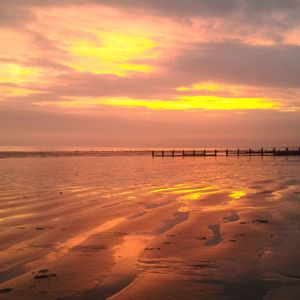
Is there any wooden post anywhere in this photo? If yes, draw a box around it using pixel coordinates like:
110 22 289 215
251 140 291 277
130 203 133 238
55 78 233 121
193 150 196 156
237 148 240 156
214 149 217 156
162 150 164 157
182 150 185 156
172 150 175 157
226 149 228 156
204 149 206 156
286 147 288 156
273 148 276 156
261 148 264 157
249 148 252 156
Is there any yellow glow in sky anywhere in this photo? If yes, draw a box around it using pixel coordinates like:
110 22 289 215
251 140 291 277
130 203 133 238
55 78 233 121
192 83 220 91
177 82 220 92
177 87 189 91
0 87 41 97
176 82 248 97
66 31 158 75
37 95 280 111
0 63 39 84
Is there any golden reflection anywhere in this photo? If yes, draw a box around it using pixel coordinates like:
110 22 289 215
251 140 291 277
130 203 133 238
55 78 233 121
151 185 216 198
0 213 35 222
65 186 91 192
178 192 203 201
230 190 246 199
168 187 216 195
151 184 191 193
201 205 229 212
177 189 220 202
113 234 153 264
150 183 223 213
26 217 126 269
178 206 192 212
150 183 219 204
100 234 154 296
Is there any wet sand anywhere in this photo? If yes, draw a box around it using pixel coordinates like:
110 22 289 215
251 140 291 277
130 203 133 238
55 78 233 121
1 156 300 299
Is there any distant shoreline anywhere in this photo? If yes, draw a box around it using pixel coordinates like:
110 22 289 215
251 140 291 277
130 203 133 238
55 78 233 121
1 147 300 158
0 150 152 158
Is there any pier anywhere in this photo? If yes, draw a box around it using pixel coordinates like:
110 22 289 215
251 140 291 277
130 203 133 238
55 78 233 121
152 148 300 157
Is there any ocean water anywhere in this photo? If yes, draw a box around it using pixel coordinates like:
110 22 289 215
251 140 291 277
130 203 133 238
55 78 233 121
1 155 300 299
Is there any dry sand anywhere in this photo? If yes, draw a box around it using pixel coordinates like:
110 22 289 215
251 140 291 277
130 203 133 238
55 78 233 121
1 155 300 299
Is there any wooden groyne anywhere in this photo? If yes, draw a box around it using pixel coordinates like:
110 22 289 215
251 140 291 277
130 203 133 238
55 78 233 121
152 148 300 157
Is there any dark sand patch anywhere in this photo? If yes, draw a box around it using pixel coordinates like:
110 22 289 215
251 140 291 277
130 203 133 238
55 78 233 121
0 288 13 294
253 219 269 224
156 211 189 234
144 247 161 251
38 269 49 274
205 225 223 246
33 269 57 280
70 244 107 252
34 273 57 280
284 274 300 279
143 200 171 209
127 211 147 220
223 211 240 223
222 279 279 300
35 227 45 231
256 190 274 195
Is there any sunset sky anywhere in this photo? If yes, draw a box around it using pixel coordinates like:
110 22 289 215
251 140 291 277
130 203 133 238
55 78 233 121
1 0 300 148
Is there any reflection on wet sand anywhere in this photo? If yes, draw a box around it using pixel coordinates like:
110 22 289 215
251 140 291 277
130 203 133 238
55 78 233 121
1 156 300 299
106 234 154 299
28 217 126 269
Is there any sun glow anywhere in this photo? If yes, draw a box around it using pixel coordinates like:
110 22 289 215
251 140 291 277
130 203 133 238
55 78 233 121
0 87 41 97
176 82 247 96
177 82 220 92
192 83 220 91
39 94 279 111
0 63 39 84
66 31 158 75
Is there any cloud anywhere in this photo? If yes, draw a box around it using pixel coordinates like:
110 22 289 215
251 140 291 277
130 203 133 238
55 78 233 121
0 4 34 27
95 0 300 34
34 72 180 98
2 0 300 31
172 42 300 88
46 41 300 98
3 39 300 110
1 0 300 147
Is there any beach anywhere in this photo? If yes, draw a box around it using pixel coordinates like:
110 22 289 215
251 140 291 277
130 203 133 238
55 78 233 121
1 155 300 299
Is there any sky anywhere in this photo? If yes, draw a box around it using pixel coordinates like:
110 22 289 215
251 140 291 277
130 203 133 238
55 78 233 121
1 0 300 148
